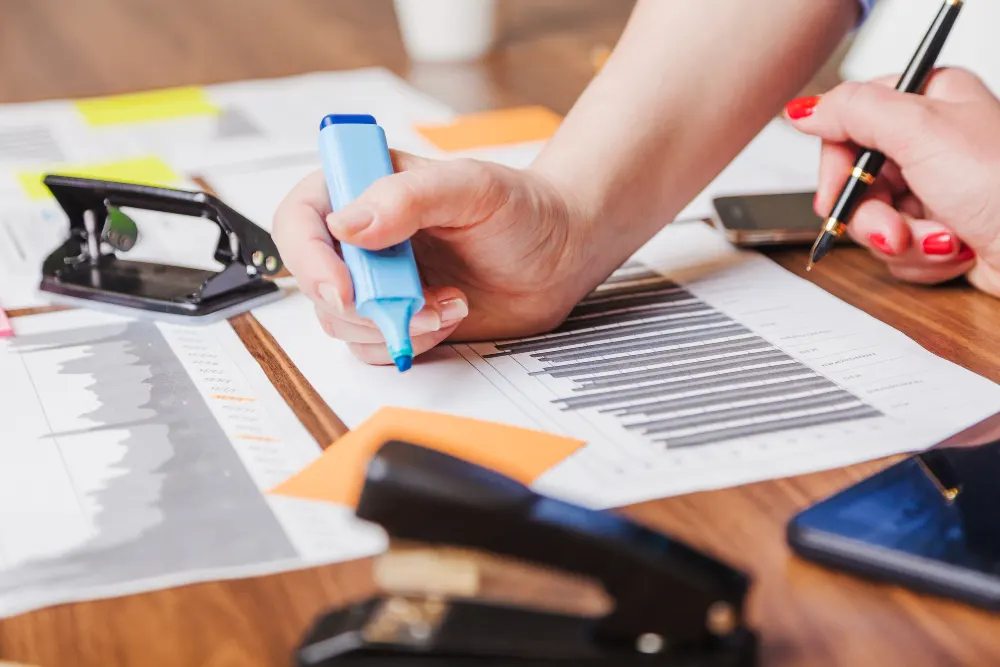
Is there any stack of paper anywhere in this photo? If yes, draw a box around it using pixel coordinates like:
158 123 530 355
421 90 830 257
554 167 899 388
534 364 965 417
0 66 821 310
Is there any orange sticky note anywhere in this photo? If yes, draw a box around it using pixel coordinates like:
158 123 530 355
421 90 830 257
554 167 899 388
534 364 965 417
270 407 585 507
415 106 563 152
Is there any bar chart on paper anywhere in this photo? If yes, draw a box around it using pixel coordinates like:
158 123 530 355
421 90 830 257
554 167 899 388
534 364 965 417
0 310 383 617
478 263 882 448
451 225 1000 506
455 269 886 504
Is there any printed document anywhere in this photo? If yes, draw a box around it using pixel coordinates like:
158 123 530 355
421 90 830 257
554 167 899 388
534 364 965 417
253 222 1000 508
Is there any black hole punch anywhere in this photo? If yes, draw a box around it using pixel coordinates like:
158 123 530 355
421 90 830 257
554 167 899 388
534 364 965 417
38 175 286 325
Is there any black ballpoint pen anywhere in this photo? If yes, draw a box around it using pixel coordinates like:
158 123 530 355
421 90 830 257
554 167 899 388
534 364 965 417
807 0 966 270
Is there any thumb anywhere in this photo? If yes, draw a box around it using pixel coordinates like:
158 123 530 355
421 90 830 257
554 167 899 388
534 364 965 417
787 80 945 165
389 149 432 172
326 157 513 250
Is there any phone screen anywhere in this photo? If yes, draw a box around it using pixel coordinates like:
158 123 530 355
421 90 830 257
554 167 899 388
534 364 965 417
789 412 1000 606
712 192 825 245
715 192 819 231
793 453 995 567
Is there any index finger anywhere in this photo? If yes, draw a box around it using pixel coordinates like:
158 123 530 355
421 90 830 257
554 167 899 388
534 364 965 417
788 69 991 159
272 169 356 316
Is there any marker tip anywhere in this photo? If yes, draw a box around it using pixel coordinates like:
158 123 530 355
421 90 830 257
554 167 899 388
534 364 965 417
394 354 413 372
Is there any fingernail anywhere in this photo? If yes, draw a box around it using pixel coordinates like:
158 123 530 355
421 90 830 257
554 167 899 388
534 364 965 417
410 308 442 334
869 233 895 256
327 207 373 236
785 96 821 120
922 232 955 256
317 283 345 313
957 244 976 262
439 297 469 324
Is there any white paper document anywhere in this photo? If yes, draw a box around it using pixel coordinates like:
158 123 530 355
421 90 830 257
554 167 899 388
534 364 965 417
196 69 511 231
253 222 1000 508
0 309 384 618
0 203 65 309
205 99 819 240
676 119 821 222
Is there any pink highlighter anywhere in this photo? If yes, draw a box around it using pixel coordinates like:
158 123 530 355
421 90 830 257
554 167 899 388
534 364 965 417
0 308 13 338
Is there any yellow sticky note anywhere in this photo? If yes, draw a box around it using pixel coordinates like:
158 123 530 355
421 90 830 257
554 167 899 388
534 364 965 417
270 407 585 507
17 156 181 200
415 106 563 152
74 86 220 126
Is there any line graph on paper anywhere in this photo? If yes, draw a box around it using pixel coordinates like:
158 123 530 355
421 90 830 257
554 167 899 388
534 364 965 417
0 310 383 618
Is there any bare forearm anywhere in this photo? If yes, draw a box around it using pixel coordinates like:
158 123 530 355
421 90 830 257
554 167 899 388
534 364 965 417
533 0 856 279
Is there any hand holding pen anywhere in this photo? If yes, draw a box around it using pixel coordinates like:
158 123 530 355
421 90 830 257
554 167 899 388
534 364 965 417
785 68 1000 297
803 0 965 269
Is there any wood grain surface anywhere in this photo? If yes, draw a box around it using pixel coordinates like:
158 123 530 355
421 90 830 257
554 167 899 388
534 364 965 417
3 1 1000 665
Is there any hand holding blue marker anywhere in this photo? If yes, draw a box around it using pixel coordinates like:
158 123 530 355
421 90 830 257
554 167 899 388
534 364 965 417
318 114 424 372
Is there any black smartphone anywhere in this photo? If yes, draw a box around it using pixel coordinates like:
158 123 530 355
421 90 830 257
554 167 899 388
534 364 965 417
788 413 1000 611
711 191 837 246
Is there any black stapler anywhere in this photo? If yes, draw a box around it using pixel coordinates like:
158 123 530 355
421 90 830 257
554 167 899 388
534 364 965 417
39 175 284 323
297 442 758 667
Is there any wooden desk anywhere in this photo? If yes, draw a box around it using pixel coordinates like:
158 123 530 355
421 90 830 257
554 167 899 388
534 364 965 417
3 1 1000 665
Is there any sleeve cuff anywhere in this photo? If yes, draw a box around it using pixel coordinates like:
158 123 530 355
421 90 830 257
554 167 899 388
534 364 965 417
856 0 876 25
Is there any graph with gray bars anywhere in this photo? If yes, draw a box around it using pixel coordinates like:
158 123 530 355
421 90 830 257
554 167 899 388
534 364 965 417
482 262 882 449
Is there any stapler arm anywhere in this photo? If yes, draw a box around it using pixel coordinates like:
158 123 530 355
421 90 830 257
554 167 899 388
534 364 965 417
297 441 758 667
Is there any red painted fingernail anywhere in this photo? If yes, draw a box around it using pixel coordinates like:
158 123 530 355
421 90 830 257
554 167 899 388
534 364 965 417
922 232 955 256
957 245 976 262
869 233 894 256
785 96 821 120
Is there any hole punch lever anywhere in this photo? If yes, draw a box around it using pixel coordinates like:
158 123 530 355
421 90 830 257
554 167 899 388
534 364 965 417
297 442 759 667
39 175 285 324
102 204 139 252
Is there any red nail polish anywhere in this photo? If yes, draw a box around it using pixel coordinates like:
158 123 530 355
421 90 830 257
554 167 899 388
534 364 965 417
785 96 821 120
957 245 976 262
869 233 894 255
922 232 955 256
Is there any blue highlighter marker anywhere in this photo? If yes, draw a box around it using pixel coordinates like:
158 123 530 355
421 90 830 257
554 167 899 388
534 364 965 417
319 114 424 372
